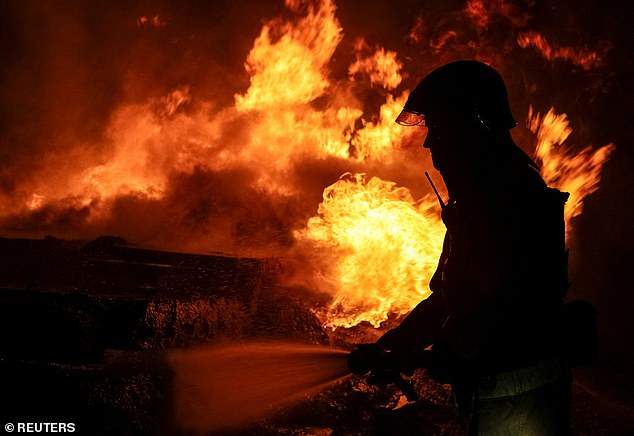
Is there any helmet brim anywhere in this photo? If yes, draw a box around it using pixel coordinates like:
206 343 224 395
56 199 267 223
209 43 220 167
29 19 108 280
395 109 425 126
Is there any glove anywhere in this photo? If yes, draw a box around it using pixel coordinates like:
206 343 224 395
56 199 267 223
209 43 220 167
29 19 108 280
347 343 383 375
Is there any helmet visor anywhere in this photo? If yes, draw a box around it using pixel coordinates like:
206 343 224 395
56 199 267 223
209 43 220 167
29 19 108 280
395 109 425 126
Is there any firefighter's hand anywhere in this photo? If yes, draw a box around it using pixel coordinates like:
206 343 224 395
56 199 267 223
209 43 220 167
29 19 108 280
368 370 419 402
347 343 383 375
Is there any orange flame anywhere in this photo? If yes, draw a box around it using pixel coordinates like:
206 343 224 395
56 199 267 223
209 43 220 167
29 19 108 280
349 46 403 90
299 106 615 329
408 16 425 43
137 15 166 28
465 0 489 29
529 106 615 237
430 30 458 52
235 0 342 111
1 1 617 329
12 0 414 223
351 92 412 162
295 173 444 328
517 31 604 70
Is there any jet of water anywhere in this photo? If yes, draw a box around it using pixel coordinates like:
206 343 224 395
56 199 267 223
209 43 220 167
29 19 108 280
169 341 350 433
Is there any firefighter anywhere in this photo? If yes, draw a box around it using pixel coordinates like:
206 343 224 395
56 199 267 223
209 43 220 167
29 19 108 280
353 60 573 435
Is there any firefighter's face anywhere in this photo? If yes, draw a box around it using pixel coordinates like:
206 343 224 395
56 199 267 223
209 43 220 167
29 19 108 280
422 115 478 175
422 123 457 172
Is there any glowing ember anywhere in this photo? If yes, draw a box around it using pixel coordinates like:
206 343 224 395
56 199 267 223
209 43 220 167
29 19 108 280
295 173 444 329
529 106 615 238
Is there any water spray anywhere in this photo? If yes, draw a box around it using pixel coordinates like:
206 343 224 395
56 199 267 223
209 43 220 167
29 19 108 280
169 341 432 433
169 342 351 433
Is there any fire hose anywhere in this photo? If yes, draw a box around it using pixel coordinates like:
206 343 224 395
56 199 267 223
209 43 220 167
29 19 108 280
346 344 434 402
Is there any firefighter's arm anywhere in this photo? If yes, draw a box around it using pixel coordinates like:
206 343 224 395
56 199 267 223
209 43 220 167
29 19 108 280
375 231 451 352
375 291 447 352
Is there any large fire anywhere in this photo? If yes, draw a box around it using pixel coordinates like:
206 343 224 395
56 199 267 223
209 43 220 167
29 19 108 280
295 173 444 328
0 0 616 330
301 105 615 329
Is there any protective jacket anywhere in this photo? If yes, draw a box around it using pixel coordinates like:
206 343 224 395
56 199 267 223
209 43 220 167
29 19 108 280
376 160 570 374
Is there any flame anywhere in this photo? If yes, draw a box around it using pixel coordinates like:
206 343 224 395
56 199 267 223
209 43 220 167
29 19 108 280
5 0 415 249
235 0 342 111
465 0 489 29
351 92 412 162
529 107 615 237
0 1 618 329
60 86 217 213
429 31 458 52
299 105 615 329
349 45 403 90
137 15 166 28
408 16 425 43
295 173 444 328
233 1 412 167
517 31 604 70
464 0 532 29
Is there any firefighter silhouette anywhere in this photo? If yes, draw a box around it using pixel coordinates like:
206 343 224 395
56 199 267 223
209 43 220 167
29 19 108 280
350 61 574 435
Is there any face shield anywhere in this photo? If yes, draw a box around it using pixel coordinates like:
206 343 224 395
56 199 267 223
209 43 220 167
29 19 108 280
395 109 425 126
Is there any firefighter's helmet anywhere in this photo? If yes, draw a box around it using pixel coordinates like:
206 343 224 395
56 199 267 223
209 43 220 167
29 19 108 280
395 60 517 131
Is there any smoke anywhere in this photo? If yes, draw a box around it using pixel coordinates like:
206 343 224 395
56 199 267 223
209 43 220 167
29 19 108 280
0 0 272 194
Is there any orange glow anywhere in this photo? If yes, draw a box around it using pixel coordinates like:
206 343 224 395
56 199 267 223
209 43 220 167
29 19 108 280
12 0 414 223
529 106 615 237
465 0 489 29
235 0 342 111
349 46 403 90
1 1 617 330
351 92 413 162
430 31 458 52
26 194 45 211
298 106 615 329
137 15 166 28
408 16 425 43
80 86 214 203
517 31 604 70
296 173 445 329
5 86 204 220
